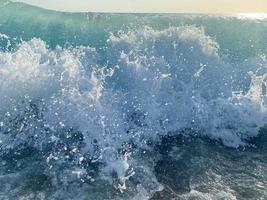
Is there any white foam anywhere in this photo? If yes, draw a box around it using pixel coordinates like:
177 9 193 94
0 26 266 197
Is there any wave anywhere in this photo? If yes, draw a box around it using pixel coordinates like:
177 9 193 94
0 1 267 199
0 25 266 199
1 1 267 61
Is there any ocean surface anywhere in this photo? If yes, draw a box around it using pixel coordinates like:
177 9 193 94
0 0 267 199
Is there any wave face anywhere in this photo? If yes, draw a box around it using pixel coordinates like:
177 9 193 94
0 1 267 200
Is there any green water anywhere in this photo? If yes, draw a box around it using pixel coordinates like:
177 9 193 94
1 0 267 62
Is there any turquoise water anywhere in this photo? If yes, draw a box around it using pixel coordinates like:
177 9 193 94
0 1 267 199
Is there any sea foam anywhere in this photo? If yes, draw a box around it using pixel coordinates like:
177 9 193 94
0 26 266 199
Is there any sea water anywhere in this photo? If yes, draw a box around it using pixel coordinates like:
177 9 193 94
0 1 267 199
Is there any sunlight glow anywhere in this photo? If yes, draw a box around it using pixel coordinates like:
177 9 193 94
14 0 267 13
237 13 267 20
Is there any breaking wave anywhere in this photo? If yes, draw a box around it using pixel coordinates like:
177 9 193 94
0 24 267 199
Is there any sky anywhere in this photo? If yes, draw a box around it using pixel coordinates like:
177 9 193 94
15 0 267 13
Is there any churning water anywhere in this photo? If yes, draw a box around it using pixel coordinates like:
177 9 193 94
0 1 267 199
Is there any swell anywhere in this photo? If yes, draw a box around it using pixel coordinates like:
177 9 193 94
1 1 267 61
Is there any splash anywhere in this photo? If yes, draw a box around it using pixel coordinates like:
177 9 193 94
0 25 266 199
